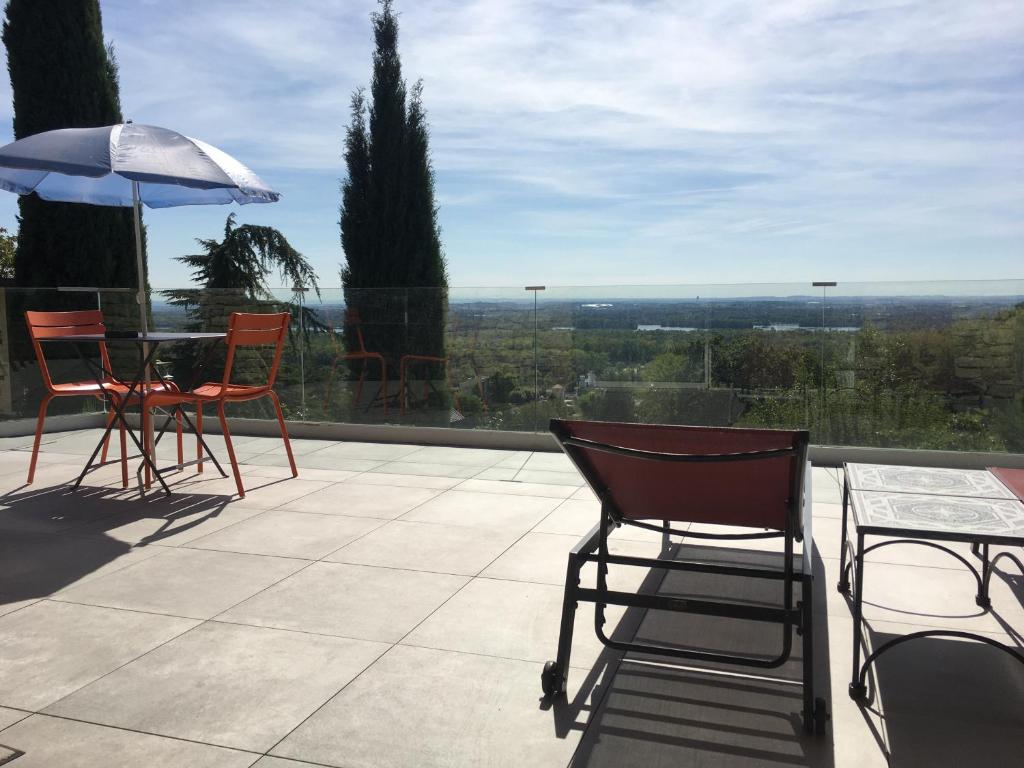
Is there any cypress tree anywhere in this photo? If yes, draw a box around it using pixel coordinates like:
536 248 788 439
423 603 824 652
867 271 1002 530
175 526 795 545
340 0 448 412
3 0 144 291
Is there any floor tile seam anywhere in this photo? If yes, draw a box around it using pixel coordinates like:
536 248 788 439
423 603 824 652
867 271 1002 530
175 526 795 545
0 707 32 734
237 477 339 508
351 512 536 538
386 514 558 650
132 537 315 565
58 520 252 550
383 482 551 531
31 611 207 716
387 454 505 472
507 450 534 473
466 572 581 591
303 444 422 462
265 504 411 523
43 596 208 623
206 616 405 646
443 482 578 499
261 639 395 759
296 558 474 579
286 486 447 517
0 599 43 621
337 472 461 489
7 710 267 758
383 528 532 650
391 638 598 671
196 501 399 527
206 560 322 623
310 511 418 565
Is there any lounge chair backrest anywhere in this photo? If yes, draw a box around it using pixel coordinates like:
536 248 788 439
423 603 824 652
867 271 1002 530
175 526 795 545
551 419 808 532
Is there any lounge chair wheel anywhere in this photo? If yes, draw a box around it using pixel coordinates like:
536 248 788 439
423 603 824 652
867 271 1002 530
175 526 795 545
813 697 830 735
975 594 991 609
541 661 563 697
848 682 866 701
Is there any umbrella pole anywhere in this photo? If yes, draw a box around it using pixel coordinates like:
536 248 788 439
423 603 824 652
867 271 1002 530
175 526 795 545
132 180 148 334
132 181 154 487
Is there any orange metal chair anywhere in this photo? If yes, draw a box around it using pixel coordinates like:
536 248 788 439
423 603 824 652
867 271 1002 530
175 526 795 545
325 309 387 414
143 312 296 498
398 353 450 414
24 310 179 486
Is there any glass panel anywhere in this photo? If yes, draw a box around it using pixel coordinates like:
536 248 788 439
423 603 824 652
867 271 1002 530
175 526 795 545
822 280 1024 452
3 280 1021 459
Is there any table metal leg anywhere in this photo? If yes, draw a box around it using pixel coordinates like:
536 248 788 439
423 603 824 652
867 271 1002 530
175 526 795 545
148 339 229 479
838 473 851 594
976 542 991 609
849 531 867 700
73 342 171 495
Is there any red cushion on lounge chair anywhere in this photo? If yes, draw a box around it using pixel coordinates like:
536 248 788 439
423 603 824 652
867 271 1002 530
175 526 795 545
989 467 1024 502
554 420 805 531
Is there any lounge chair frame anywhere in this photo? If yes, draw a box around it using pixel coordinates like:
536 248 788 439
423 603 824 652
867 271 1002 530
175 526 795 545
543 419 829 734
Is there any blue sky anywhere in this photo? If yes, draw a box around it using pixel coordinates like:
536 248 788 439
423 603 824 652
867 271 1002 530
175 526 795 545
0 0 1021 290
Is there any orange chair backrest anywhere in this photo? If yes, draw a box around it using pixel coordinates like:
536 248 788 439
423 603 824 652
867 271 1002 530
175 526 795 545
25 310 112 392
345 308 370 354
222 312 290 389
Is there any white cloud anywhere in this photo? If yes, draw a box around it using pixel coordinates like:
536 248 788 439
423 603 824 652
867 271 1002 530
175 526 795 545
0 0 1019 287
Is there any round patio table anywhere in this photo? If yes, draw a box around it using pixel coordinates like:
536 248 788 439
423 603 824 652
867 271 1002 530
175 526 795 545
39 331 227 495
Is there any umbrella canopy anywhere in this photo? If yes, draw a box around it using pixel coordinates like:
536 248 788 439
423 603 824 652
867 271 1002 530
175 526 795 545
0 122 278 207
0 122 280 332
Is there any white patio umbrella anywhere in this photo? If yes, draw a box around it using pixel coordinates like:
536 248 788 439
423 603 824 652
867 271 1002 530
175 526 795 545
0 121 280 333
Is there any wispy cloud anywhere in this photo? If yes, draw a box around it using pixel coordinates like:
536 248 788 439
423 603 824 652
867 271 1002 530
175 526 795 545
0 0 1020 288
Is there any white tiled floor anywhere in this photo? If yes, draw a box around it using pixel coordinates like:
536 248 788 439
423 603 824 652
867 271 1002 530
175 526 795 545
0 429 1020 767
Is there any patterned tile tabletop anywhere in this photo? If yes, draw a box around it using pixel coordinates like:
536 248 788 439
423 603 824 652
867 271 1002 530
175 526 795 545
850 489 1024 540
844 463 1017 499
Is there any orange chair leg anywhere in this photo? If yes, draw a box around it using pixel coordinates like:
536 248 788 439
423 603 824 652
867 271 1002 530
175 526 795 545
355 360 366 406
196 403 204 474
269 390 298 477
217 402 245 497
176 408 184 468
142 405 153 489
100 407 116 463
27 394 53 484
119 418 128 488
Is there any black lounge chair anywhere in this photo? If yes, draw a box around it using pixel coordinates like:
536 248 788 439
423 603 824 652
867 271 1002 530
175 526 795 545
542 419 829 734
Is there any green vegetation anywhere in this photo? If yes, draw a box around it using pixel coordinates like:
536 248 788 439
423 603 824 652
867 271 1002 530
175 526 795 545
0 226 14 278
339 0 448 389
2 0 143 290
265 295 1023 453
164 213 319 327
159 215 321 418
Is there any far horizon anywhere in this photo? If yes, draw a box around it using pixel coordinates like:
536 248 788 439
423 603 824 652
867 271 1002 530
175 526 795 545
0 0 1021 289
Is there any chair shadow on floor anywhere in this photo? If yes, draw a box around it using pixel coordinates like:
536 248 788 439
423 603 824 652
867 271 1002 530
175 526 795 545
546 541 836 767
0 474 232 608
855 626 1024 767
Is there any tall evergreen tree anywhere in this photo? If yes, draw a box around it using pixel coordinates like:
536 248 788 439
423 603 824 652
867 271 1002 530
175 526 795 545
3 0 143 290
340 0 448 407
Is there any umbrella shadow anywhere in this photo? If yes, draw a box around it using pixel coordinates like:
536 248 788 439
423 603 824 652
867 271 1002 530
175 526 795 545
0 475 233 609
